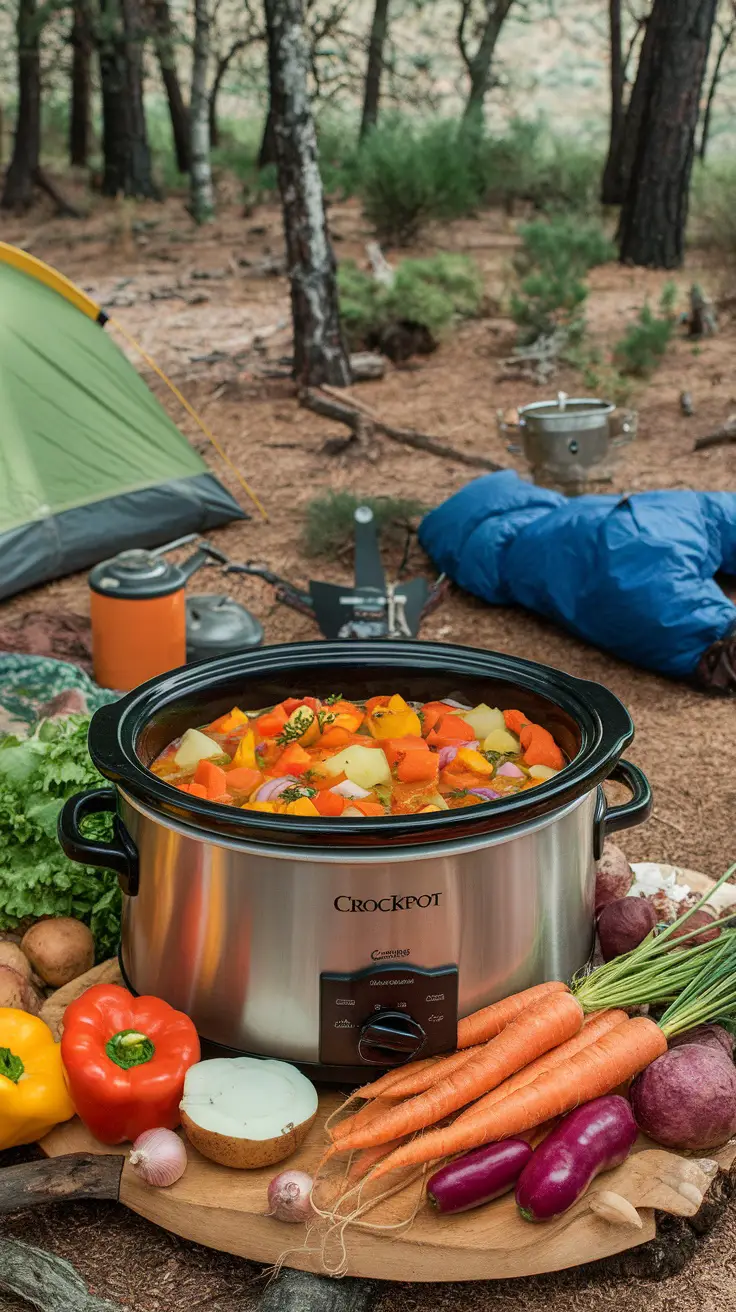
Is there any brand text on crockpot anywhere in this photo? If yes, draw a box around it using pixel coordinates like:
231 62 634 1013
334 893 442 912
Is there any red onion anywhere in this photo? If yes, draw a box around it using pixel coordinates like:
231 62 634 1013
496 762 524 778
254 776 298 803
330 779 371 799
439 741 479 770
267 1169 314 1222
469 787 501 801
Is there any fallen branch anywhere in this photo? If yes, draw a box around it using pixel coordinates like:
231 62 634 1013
694 416 736 450
0 1153 123 1216
0 1236 123 1312
33 168 82 219
301 387 502 470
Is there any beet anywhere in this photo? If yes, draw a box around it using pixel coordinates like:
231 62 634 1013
668 907 721 947
515 1095 637 1222
631 1044 736 1151
668 1023 734 1059
597 896 656 962
595 842 634 915
428 1140 533 1214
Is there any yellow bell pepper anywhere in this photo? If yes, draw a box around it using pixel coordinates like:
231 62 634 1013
367 694 422 741
456 747 495 776
231 728 256 770
0 1010 75 1149
241 800 276 813
282 797 320 816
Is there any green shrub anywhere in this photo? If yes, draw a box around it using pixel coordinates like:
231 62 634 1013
356 117 485 244
303 492 427 558
337 253 483 350
690 160 736 255
510 216 614 343
614 283 678 377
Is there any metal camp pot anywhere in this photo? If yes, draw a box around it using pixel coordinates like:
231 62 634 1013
58 641 651 1082
506 395 636 493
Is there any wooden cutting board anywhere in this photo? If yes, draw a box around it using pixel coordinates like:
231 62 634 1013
39 863 736 1281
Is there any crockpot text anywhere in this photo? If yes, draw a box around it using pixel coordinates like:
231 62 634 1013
334 893 442 912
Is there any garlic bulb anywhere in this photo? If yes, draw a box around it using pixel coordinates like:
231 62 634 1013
129 1127 188 1187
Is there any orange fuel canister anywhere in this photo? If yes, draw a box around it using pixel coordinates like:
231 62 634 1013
90 548 205 691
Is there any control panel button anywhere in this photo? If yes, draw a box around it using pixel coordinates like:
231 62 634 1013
358 1011 425 1066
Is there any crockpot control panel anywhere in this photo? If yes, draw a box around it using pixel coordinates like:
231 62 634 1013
319 964 458 1067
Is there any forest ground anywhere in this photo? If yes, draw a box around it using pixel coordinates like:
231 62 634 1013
0 182 735 1311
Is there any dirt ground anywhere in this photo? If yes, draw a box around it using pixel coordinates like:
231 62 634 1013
1 185 735 1311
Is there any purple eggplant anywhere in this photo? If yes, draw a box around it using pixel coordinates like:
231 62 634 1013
515 1095 637 1222
428 1140 533 1214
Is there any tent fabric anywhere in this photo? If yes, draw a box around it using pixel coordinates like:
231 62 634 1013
0 253 245 600
418 471 736 678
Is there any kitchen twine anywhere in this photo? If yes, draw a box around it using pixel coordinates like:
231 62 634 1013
108 315 269 522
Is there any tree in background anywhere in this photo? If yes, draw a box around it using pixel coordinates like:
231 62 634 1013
601 0 650 205
360 0 391 138
618 0 717 268
148 0 191 173
98 0 158 197
458 0 515 120
69 1 93 166
263 0 351 386
189 0 215 220
1 0 42 210
699 0 736 160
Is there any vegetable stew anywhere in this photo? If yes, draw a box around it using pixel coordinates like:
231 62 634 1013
149 694 566 817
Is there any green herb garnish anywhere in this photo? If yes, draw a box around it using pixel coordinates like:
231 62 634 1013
324 692 342 706
279 785 317 804
276 709 314 746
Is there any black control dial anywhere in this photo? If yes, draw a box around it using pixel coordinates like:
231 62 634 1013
358 1010 426 1066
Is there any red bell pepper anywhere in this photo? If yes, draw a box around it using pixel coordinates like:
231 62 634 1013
60 984 200 1145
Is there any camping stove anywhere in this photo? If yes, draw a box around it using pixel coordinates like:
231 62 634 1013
501 394 637 494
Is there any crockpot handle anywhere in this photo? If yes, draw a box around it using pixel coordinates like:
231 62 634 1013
593 760 652 860
58 788 139 897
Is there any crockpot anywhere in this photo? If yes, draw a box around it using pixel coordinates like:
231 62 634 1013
58 641 651 1081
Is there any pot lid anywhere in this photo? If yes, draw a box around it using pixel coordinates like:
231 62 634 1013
89 550 186 599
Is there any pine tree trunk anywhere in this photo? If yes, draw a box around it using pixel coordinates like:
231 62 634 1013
359 0 390 140
618 0 717 269
461 0 515 121
69 2 92 166
150 0 190 173
600 0 624 204
189 0 214 222
258 98 276 168
263 0 351 387
1 0 41 212
98 0 158 197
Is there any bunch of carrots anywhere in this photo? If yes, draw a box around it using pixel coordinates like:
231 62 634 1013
326 866 736 1187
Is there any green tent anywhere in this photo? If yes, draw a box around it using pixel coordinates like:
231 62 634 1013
0 242 246 601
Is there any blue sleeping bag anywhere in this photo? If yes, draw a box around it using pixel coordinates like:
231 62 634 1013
418 471 736 677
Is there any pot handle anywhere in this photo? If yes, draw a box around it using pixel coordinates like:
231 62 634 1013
593 760 652 860
58 788 139 897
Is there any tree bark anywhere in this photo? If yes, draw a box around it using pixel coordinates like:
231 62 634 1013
264 0 351 387
1 0 41 212
600 0 624 204
258 97 277 168
699 16 734 160
149 0 190 173
208 40 245 148
359 0 390 140
189 0 214 221
98 0 158 197
69 2 92 166
618 0 717 268
459 0 515 121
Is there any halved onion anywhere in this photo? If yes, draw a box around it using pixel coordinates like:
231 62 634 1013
495 761 524 778
330 779 371 799
180 1057 318 1169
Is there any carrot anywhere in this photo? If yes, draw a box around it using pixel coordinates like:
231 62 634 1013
397 751 439 784
453 1007 627 1125
347 1138 408 1183
369 1017 667 1178
379 1047 480 1100
457 980 568 1050
353 800 386 817
328 990 584 1156
318 726 352 751
502 709 529 735
356 1055 450 1099
331 1096 402 1143
519 722 564 771
193 760 228 798
312 790 345 817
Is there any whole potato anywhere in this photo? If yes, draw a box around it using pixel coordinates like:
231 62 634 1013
631 1045 736 1151
0 942 32 980
21 918 95 988
0 964 40 1013
595 842 634 915
597 896 656 962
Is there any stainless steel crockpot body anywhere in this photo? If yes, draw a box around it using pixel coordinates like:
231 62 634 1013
59 641 651 1081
